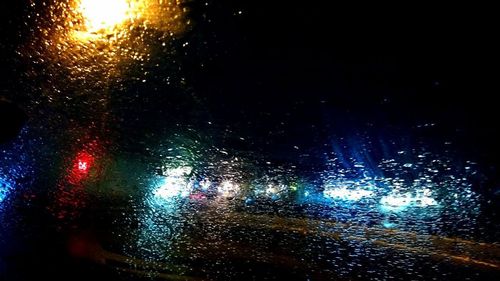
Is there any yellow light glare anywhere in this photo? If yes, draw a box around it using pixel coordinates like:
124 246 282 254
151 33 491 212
78 0 131 33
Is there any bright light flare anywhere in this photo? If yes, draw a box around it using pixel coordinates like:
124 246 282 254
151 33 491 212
67 151 95 184
380 189 438 212
73 152 94 174
78 160 88 172
266 185 279 196
380 193 413 212
153 166 193 200
264 184 288 199
218 181 240 198
77 0 132 33
161 166 192 177
323 186 374 201
153 177 191 199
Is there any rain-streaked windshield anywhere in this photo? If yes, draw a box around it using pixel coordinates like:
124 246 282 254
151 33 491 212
1 1 498 280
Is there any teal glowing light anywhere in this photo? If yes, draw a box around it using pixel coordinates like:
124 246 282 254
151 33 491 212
153 178 191 199
0 177 12 203
153 166 193 200
382 220 396 228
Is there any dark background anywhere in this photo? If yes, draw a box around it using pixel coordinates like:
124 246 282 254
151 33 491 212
1 1 498 184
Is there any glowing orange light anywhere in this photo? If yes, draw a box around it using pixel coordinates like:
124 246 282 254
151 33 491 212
77 0 131 33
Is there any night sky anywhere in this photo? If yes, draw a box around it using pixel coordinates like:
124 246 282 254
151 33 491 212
1 1 498 182
188 2 498 182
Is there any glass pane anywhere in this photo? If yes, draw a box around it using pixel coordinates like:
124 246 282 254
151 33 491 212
1 1 498 280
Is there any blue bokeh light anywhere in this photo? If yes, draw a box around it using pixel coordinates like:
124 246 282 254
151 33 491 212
0 176 12 203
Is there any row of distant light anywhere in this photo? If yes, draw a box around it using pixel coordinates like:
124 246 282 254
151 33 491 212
323 184 438 211
152 166 439 213
153 166 242 199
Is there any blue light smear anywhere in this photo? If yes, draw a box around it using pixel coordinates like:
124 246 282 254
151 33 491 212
0 177 12 203
0 127 37 209
0 167 20 208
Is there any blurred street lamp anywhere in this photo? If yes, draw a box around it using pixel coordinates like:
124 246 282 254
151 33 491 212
78 0 131 33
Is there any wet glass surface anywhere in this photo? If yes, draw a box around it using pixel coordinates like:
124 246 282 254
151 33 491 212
1 1 499 280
